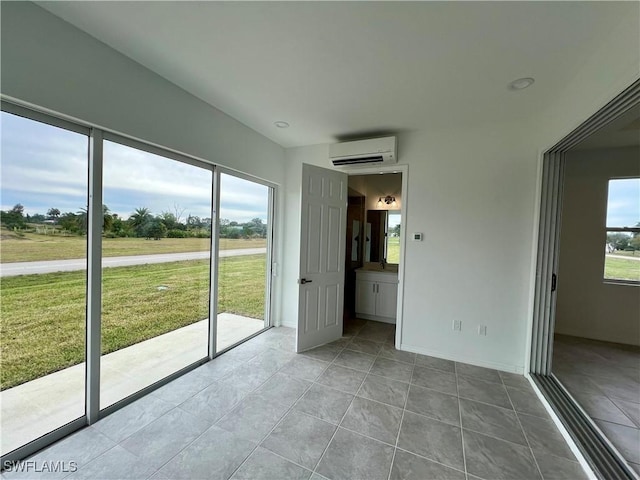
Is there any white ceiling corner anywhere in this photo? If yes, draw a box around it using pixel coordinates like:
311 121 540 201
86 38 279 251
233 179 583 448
38 1 635 148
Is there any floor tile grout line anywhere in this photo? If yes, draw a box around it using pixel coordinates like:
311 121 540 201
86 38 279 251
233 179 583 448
505 384 545 480
310 326 382 476
51 442 122 479
455 366 469 480
386 358 414 480
139 324 394 479
394 444 469 476
244 331 371 473
142 361 272 476
137 342 298 479
224 345 334 479
8 331 288 479
401 403 461 428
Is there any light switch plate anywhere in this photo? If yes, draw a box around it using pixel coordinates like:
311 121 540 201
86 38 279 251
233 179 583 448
413 233 423 241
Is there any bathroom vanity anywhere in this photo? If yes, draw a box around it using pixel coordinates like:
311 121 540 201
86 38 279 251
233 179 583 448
355 266 398 323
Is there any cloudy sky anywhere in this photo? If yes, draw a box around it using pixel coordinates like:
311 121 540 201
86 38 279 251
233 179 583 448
607 178 639 228
1 112 268 223
2 111 638 228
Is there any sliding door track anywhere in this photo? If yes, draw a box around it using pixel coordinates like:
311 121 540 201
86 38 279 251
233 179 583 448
531 374 637 480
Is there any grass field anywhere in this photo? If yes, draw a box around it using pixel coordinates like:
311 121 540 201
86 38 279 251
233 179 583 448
0 230 266 263
0 255 266 390
604 255 640 282
387 236 400 264
608 250 640 258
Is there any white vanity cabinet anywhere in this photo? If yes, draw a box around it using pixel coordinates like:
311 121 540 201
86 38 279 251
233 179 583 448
355 269 398 323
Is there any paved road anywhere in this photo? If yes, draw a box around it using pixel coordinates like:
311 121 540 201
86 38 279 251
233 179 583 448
0 248 266 277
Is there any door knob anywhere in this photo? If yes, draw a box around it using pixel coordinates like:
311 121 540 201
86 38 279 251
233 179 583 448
299 278 313 284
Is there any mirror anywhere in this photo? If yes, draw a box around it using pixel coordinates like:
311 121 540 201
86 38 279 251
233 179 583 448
365 210 400 264
351 220 360 262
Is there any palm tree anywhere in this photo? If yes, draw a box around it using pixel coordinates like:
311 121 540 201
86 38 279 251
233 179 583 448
75 204 113 233
129 207 152 237
102 205 113 232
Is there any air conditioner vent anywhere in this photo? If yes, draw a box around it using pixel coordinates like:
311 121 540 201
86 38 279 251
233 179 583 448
329 136 397 168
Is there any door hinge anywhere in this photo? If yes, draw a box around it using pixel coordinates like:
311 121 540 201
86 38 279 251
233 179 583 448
551 273 557 292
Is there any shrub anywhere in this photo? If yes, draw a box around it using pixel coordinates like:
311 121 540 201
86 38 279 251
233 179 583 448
167 229 188 238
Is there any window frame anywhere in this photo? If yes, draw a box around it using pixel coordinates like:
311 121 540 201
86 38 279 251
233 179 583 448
603 177 640 285
0 98 278 464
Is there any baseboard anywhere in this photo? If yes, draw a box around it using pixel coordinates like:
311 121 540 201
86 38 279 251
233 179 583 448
555 329 640 348
400 342 524 374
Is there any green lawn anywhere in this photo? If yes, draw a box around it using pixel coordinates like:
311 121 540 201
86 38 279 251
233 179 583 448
0 255 265 390
387 236 400 264
0 230 266 263
604 255 640 282
608 250 640 258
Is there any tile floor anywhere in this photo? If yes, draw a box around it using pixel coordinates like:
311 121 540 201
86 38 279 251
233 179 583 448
1 314 264 455
553 334 640 475
4 320 587 480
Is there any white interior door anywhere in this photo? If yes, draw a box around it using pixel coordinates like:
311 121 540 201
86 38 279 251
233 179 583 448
297 163 348 351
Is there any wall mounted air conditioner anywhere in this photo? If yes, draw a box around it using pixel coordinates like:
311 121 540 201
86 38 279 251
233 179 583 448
329 136 397 167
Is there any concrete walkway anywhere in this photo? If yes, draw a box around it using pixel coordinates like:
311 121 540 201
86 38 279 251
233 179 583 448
0 248 266 277
0 313 265 455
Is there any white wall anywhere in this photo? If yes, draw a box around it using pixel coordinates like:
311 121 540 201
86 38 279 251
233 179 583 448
1 2 287 323
555 147 640 346
4 2 638 369
282 125 540 372
281 10 639 371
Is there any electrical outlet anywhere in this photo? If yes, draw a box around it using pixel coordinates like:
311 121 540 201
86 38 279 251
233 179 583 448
453 320 462 331
478 325 487 336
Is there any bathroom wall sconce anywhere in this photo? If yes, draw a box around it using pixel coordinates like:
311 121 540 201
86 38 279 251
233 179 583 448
377 196 397 207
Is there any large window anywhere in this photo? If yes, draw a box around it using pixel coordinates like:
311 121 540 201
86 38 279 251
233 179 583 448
0 111 88 454
217 173 271 351
604 178 640 283
100 140 213 408
0 103 275 462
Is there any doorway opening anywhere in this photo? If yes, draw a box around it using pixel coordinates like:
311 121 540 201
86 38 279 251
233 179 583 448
529 79 639 479
343 171 403 343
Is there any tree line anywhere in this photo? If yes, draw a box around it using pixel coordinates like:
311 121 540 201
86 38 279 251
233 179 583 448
0 203 267 240
606 227 640 253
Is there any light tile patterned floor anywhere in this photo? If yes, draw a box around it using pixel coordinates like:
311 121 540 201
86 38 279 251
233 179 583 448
0 314 264 455
4 320 587 480
554 334 640 475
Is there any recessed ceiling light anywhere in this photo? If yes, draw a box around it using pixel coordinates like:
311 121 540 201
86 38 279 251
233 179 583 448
274 121 289 128
508 77 535 91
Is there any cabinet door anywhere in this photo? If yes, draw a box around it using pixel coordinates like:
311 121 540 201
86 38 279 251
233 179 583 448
375 282 398 319
355 280 377 316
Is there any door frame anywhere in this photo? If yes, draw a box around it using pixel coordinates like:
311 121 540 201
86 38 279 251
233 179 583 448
528 78 640 375
526 79 639 479
342 164 409 349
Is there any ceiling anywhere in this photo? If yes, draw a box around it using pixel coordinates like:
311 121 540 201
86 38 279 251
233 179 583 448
571 105 640 151
38 1 635 148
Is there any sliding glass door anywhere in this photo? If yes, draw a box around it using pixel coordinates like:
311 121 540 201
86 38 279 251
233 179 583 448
216 172 272 351
0 111 88 455
100 140 213 408
0 103 276 461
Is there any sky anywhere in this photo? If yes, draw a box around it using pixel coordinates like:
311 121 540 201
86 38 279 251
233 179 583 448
607 178 640 228
2 111 637 228
1 112 269 223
